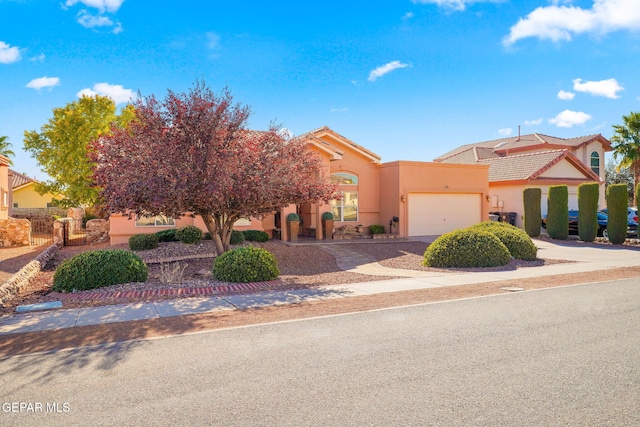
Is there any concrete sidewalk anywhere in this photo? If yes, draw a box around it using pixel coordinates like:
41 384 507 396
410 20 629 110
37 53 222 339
1 238 639 336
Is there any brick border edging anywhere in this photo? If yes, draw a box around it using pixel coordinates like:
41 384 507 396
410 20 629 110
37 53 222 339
0 243 61 306
48 280 281 301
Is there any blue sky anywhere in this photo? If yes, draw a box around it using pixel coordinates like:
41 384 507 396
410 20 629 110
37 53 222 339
1 0 639 180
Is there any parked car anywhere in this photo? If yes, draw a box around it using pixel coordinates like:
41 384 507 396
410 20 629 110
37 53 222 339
542 210 638 238
599 207 638 224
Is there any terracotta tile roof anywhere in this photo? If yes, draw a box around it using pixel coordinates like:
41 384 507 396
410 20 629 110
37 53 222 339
434 132 610 162
477 150 599 182
9 169 36 189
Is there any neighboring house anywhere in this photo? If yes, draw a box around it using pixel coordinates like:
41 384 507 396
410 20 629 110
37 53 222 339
434 133 611 227
0 155 10 220
109 126 491 244
9 170 62 211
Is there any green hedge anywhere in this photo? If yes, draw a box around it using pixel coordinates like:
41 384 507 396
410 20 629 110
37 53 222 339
155 229 178 242
546 185 569 240
53 250 148 292
523 188 541 237
468 221 537 261
369 225 385 234
578 182 599 242
176 225 203 244
422 228 511 268
606 183 629 244
213 246 279 283
129 233 159 251
243 229 269 242
230 229 245 245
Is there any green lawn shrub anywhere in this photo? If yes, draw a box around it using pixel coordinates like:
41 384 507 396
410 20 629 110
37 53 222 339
286 213 300 222
213 246 279 283
155 229 178 242
230 229 246 245
53 250 148 292
422 228 511 268
523 188 541 237
321 211 334 221
468 221 537 260
546 185 569 240
578 182 599 242
129 233 159 251
636 183 640 211
606 183 629 244
176 225 203 244
243 229 269 242
369 225 385 234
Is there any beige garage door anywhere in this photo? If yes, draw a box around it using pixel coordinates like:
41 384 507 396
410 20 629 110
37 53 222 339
408 193 482 236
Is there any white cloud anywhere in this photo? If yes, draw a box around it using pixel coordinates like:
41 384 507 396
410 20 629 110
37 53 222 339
65 0 125 13
330 107 348 113
368 61 409 82
403 12 415 19
77 10 122 33
573 77 623 98
77 82 135 105
206 32 220 49
504 0 640 46
26 76 61 90
0 41 21 64
498 128 512 136
29 54 46 62
525 118 543 125
411 0 501 12
548 110 592 127
557 90 575 100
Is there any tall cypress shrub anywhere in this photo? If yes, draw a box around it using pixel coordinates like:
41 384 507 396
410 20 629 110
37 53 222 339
523 188 541 237
578 182 599 242
636 183 640 209
606 183 628 244
547 185 568 240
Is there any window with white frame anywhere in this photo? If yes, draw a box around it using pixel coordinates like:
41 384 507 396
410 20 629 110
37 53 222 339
330 172 358 222
135 214 175 227
590 151 600 175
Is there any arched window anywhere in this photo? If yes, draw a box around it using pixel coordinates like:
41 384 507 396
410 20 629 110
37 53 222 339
330 172 358 222
590 151 600 175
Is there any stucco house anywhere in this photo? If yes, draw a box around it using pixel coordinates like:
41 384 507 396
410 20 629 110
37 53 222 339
0 155 10 220
434 133 611 227
109 126 491 244
9 170 62 211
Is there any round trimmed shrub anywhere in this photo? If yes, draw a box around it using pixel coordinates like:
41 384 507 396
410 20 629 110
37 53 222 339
423 228 511 268
129 233 159 251
369 225 385 234
176 225 203 244
230 229 245 245
53 250 148 292
286 213 300 222
155 229 178 242
213 246 279 283
243 229 269 242
469 221 537 261
321 211 334 221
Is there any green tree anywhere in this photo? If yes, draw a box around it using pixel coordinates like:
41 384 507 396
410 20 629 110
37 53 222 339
0 134 15 165
605 158 634 204
611 111 640 203
23 95 134 208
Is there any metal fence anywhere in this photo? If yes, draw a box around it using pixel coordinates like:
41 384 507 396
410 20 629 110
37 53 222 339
61 218 88 246
10 214 54 247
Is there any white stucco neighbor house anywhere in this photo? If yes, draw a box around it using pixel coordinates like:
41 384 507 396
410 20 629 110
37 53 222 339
434 133 611 227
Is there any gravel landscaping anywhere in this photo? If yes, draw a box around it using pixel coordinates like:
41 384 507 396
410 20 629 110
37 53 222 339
2 235 636 315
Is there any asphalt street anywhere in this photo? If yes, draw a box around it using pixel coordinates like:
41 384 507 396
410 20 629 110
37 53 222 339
1 278 639 426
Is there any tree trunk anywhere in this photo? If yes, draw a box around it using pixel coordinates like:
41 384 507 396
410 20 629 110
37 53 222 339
201 212 226 255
